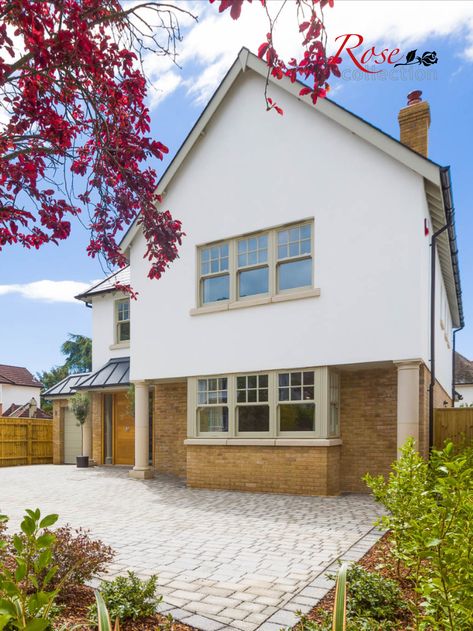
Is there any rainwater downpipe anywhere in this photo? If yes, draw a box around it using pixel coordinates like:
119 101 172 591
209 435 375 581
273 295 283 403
429 222 449 450
452 325 464 405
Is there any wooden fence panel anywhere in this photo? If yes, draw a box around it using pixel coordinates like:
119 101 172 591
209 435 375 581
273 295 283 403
434 408 473 449
0 418 53 467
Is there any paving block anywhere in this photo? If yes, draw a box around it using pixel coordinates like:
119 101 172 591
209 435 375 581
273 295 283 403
266 609 300 627
219 607 251 621
180 614 226 631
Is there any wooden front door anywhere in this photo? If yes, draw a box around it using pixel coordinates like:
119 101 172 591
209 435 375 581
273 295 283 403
113 392 135 465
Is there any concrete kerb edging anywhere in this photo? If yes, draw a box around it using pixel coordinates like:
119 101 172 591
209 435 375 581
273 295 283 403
153 526 386 631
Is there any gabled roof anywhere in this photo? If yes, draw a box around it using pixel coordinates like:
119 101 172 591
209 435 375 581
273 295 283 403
43 372 91 399
0 364 41 388
118 48 463 328
454 352 473 385
75 357 130 390
75 266 130 302
3 403 52 419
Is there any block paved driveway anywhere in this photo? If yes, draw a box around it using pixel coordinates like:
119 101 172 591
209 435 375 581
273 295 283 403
0 466 384 631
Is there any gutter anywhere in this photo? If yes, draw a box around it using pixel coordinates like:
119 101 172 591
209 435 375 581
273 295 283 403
440 166 464 329
428 167 464 447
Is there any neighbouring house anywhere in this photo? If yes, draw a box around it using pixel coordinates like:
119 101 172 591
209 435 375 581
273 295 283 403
45 50 464 495
454 352 473 406
3 400 52 419
0 364 42 415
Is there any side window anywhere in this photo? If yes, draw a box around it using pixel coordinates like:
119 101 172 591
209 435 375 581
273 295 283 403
116 298 130 343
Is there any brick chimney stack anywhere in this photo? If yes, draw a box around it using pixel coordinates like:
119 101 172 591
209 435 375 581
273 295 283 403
398 90 431 157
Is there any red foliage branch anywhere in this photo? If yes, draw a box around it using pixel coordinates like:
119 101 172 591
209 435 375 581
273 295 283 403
0 0 188 280
211 0 339 110
0 0 336 290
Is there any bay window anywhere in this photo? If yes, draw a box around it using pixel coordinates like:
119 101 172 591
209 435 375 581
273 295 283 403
188 367 340 439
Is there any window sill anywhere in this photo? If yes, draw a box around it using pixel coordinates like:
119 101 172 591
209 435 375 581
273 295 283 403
109 341 130 350
184 438 342 447
190 287 321 316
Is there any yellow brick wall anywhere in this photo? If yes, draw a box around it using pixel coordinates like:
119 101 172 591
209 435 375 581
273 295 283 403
187 445 341 496
398 100 430 157
340 367 397 493
154 382 187 477
52 399 67 464
91 392 103 465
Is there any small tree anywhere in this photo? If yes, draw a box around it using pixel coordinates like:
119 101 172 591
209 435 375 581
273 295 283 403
70 392 90 457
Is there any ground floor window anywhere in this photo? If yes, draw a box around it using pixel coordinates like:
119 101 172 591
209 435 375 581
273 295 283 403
187 367 339 439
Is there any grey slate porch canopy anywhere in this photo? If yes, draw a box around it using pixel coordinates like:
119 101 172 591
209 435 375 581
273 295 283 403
75 357 130 390
43 372 90 398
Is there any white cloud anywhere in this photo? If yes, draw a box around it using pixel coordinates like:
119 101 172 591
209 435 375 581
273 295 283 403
142 0 473 109
0 280 93 303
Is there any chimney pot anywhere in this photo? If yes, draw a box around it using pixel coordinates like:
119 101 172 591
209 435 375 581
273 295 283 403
407 90 423 106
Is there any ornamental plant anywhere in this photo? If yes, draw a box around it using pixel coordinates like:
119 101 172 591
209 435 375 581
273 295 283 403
365 440 473 630
88 572 160 625
0 508 62 630
0 1 338 292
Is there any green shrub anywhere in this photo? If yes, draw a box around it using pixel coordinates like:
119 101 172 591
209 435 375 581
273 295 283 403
295 563 405 631
328 563 405 621
365 439 473 630
88 572 161 624
0 508 62 630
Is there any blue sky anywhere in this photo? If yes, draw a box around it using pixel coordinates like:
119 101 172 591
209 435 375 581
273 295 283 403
1 0 473 375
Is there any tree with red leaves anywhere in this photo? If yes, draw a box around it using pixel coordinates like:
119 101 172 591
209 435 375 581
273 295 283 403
0 0 337 286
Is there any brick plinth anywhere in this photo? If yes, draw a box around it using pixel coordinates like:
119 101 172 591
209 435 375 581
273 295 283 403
154 382 187 476
187 445 341 496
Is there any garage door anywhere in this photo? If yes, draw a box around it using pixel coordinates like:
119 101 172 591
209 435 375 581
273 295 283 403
64 407 82 464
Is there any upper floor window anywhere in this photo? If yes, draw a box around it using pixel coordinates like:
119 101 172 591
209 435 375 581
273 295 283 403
197 221 313 307
277 224 312 292
200 243 229 304
116 298 130 343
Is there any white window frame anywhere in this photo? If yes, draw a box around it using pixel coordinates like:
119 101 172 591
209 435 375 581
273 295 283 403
187 367 340 440
277 370 317 437
235 373 273 437
115 298 130 344
196 376 230 437
196 220 314 309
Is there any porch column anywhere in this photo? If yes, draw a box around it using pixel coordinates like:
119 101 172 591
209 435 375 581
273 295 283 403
129 381 154 479
395 360 421 454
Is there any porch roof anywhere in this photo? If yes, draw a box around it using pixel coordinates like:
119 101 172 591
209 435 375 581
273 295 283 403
43 372 90 399
75 357 130 390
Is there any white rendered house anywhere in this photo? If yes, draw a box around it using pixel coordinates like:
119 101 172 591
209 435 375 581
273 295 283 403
47 50 463 495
